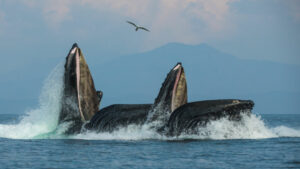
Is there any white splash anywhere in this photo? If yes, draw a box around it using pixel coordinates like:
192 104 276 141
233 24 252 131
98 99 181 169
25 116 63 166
177 113 277 140
271 125 300 137
0 62 64 139
72 113 300 141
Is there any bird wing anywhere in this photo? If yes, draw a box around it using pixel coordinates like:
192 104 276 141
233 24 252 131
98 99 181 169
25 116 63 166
126 21 137 27
139 27 150 32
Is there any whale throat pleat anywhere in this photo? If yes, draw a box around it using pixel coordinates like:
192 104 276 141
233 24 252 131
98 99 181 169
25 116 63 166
78 49 99 121
171 69 187 112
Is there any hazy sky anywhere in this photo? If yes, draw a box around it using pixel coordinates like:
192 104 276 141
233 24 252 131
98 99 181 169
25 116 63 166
0 0 299 65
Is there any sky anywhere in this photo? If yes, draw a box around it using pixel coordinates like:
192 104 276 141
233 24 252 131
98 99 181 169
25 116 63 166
0 0 300 114
0 0 299 66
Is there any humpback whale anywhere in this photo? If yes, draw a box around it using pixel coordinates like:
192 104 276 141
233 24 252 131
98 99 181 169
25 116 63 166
85 63 187 132
59 43 102 133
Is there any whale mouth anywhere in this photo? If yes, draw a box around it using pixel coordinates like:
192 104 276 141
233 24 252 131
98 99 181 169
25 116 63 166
74 46 100 122
150 62 188 123
59 43 100 128
153 62 188 112
171 63 187 112
64 44 85 121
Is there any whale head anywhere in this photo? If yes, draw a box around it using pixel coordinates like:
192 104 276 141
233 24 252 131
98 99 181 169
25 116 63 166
149 63 187 123
59 43 101 132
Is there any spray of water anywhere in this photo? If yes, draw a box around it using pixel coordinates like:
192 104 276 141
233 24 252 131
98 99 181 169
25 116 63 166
0 62 64 139
177 113 277 140
146 103 171 130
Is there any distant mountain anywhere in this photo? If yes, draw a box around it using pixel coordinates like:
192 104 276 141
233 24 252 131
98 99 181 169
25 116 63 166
89 43 300 114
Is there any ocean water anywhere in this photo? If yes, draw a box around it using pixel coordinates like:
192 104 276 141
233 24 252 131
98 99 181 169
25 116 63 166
0 63 299 169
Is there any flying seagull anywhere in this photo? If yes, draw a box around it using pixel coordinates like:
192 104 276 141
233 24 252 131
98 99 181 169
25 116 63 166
126 21 150 32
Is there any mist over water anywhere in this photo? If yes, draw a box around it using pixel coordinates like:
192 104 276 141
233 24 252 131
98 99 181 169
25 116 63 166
0 62 299 140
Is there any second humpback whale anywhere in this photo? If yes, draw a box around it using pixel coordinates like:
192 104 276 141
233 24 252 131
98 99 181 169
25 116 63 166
85 62 188 132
